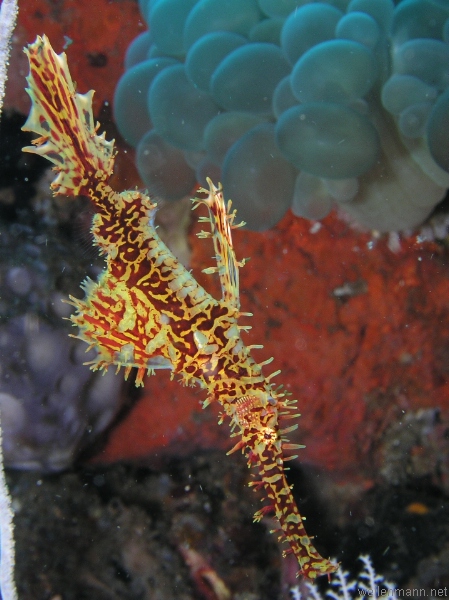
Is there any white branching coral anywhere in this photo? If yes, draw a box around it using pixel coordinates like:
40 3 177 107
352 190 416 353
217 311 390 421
0 0 18 110
0 3 19 598
291 556 397 600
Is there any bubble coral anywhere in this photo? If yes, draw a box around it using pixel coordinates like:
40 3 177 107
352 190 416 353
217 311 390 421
0 210 124 472
113 0 449 231
0 316 121 472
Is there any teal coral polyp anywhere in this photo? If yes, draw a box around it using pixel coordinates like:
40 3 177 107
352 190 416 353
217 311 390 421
276 103 380 179
114 0 449 231
289 40 377 103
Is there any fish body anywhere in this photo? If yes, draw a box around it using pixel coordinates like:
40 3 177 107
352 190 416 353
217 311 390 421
22 35 337 579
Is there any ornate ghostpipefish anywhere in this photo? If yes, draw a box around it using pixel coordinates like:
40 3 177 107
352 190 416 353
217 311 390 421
21 35 337 580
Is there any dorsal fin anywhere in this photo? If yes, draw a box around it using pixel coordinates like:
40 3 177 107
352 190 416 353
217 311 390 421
193 178 246 310
22 35 115 197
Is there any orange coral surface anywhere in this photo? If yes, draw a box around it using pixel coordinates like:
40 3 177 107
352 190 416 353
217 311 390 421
99 209 449 481
5 0 143 115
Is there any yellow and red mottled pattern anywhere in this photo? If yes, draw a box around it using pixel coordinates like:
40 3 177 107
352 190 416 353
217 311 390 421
23 35 114 197
22 35 337 579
